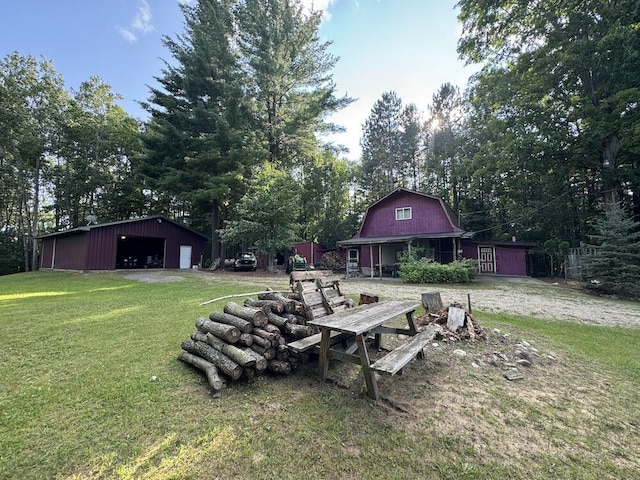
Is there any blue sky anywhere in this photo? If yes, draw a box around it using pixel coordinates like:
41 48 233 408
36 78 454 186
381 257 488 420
1 0 474 160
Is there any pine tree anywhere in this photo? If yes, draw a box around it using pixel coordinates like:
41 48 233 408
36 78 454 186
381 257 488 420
580 204 640 298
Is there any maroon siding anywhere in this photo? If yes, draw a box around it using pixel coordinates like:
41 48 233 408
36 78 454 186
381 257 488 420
358 191 459 238
38 216 206 270
293 241 323 266
460 242 528 276
40 238 54 269
53 234 89 270
495 246 526 276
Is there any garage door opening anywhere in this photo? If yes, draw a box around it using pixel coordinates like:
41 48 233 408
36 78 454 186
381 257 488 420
116 235 166 269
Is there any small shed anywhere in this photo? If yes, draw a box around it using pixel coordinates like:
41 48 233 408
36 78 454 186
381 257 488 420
38 215 208 271
460 240 537 276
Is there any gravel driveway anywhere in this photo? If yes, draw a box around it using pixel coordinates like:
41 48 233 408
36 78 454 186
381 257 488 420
338 277 640 328
121 270 640 328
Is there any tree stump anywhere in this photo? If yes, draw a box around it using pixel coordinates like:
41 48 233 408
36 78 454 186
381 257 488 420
422 291 443 313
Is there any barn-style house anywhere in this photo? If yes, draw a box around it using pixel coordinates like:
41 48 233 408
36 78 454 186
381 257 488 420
338 188 534 277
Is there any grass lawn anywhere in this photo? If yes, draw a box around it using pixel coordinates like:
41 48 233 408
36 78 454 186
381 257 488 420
0 271 638 479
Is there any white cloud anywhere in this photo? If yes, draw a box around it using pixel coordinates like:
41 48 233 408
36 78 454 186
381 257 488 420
299 0 337 20
118 0 154 43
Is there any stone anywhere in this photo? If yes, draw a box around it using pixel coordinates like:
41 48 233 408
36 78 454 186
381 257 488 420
504 368 524 380
515 358 533 367
487 355 500 367
515 350 533 362
472 362 480 368
452 349 467 358
521 340 531 348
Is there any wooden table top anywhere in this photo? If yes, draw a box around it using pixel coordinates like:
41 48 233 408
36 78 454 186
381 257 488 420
307 300 418 335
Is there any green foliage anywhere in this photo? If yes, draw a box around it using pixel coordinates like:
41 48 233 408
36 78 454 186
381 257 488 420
0 230 24 275
398 258 477 284
219 163 300 267
580 204 640 298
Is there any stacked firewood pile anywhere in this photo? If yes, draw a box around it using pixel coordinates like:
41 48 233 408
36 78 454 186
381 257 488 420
416 302 488 342
179 291 315 396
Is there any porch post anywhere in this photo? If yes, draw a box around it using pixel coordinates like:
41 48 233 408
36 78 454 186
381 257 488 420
378 244 382 278
452 238 457 261
369 244 374 279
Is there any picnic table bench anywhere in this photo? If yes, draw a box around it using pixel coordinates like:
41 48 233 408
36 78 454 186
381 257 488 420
306 300 440 400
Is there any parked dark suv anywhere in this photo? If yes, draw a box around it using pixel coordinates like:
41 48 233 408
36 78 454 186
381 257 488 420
234 252 257 271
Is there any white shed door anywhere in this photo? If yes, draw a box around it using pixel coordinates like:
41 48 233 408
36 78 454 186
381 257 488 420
179 245 192 269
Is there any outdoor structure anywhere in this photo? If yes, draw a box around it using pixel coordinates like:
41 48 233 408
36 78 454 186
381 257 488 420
38 215 208 271
461 240 537 277
292 241 323 267
339 188 535 277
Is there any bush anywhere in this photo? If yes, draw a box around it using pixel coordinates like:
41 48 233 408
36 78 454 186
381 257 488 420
398 258 477 284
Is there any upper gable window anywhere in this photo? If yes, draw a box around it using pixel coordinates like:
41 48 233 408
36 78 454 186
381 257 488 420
395 207 412 220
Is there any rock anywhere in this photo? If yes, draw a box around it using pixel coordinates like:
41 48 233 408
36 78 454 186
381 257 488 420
149 375 158 382
515 350 532 362
492 328 501 335
504 368 524 380
472 362 480 368
515 358 533 367
497 353 509 361
452 349 467 358
487 355 500 366
432 342 440 348
521 340 531 348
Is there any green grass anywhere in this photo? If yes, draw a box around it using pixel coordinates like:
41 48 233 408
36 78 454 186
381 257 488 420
478 311 640 381
1 271 639 479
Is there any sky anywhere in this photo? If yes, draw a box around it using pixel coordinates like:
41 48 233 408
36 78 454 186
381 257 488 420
1 0 476 160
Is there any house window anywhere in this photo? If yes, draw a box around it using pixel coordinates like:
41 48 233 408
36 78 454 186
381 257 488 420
395 207 412 220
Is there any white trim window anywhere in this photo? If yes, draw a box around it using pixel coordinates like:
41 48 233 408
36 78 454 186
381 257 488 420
395 207 412 220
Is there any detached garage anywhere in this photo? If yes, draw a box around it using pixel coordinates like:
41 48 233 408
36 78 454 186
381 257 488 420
38 215 208 271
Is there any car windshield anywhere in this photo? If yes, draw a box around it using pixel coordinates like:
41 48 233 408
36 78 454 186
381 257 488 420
238 253 253 259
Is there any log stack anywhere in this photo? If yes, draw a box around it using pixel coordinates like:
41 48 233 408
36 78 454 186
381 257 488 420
178 292 314 396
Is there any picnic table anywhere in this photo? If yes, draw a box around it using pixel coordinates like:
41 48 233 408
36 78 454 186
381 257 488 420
306 300 440 400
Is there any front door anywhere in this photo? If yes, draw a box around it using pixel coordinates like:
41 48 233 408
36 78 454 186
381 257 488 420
478 246 495 274
179 245 192 269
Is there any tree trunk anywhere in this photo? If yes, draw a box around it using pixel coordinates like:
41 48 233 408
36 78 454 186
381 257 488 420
209 311 252 333
236 333 254 347
266 311 289 328
244 298 285 314
240 348 268 371
202 333 256 368
223 302 268 327
284 323 314 339
178 351 224 391
250 344 276 360
181 340 242 381
195 317 241 343
249 333 272 349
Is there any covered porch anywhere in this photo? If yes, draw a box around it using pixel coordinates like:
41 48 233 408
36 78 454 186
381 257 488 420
338 233 467 279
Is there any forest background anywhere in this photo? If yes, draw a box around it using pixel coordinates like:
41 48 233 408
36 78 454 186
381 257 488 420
1 0 639 277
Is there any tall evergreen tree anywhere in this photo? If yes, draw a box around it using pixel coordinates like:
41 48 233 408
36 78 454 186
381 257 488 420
140 0 256 261
580 204 640 298
424 83 464 211
235 0 353 168
359 91 405 201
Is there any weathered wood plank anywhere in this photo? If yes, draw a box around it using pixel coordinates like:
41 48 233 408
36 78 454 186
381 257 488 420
286 330 343 352
371 324 441 376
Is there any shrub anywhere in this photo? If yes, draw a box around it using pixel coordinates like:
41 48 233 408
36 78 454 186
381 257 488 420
398 258 477 284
